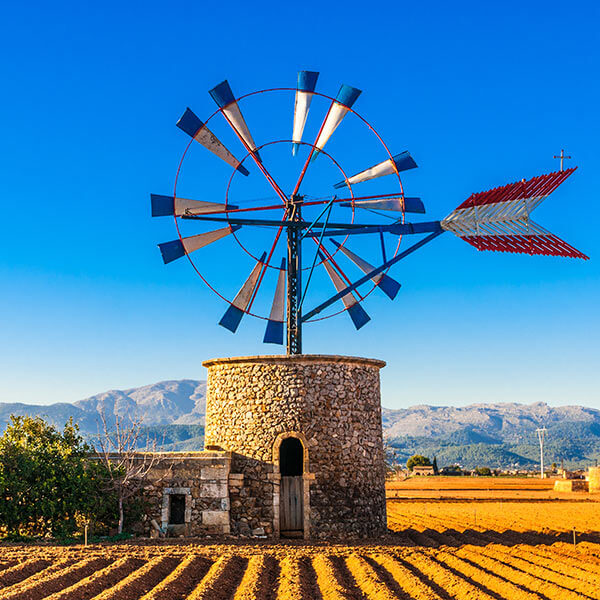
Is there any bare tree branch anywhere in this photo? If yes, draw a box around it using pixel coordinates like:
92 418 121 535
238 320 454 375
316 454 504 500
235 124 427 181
95 408 168 534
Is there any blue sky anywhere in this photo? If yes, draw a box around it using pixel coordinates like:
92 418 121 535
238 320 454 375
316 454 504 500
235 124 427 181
1 1 598 409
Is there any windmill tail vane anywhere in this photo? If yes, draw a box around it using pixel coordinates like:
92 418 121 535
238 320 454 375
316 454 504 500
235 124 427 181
151 71 588 355
441 167 588 259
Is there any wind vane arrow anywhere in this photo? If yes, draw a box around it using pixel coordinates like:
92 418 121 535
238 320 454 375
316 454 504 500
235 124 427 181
441 168 588 260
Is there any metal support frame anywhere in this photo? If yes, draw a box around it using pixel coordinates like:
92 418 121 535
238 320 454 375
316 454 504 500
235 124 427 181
287 195 303 354
180 209 445 352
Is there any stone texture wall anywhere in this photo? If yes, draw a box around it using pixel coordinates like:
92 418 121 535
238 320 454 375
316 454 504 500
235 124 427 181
587 467 600 493
554 479 589 492
137 452 231 536
203 354 387 539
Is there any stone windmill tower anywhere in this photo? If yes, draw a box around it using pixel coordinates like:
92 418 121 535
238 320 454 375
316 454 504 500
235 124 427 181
203 355 387 538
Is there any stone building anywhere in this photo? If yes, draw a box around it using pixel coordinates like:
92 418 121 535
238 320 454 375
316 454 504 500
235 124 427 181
412 465 435 476
136 354 387 539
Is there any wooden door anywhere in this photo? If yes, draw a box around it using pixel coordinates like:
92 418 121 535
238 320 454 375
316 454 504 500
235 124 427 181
281 476 303 536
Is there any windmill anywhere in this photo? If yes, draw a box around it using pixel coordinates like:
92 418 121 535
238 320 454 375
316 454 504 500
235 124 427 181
152 72 588 355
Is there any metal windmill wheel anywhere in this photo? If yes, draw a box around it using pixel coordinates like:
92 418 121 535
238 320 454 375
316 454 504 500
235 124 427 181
152 71 588 355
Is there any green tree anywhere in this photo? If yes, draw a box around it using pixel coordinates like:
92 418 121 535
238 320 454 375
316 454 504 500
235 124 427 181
0 415 109 538
475 466 492 476
432 456 439 475
406 454 431 471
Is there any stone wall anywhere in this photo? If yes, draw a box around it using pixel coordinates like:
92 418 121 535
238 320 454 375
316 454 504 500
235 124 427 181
587 467 600 493
136 451 231 536
554 479 589 493
203 354 387 539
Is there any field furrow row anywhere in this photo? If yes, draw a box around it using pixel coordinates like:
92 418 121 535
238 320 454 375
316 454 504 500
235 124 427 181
372 553 444 600
492 544 600 584
44 557 142 600
90 555 180 600
139 555 211 600
476 545 600 597
0 558 51 587
0 557 108 600
456 547 587 600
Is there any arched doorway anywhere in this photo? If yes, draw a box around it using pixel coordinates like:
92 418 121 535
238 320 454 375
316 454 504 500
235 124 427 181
279 437 304 537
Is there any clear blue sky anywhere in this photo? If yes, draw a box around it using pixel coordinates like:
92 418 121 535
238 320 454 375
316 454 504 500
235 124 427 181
1 1 598 409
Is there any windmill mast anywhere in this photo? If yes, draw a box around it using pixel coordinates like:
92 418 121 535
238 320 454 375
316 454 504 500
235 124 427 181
286 194 303 355
536 427 547 479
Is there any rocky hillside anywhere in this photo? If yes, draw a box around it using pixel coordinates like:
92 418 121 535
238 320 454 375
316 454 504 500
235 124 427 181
0 380 207 432
2 380 599 468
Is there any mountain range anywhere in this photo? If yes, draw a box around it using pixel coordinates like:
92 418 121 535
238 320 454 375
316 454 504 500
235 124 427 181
1 380 599 469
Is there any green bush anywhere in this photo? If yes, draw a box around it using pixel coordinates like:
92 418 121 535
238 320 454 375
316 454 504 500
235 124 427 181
0 415 116 538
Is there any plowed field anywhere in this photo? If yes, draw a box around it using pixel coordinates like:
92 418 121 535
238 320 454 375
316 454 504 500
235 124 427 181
386 476 597 500
1 499 598 599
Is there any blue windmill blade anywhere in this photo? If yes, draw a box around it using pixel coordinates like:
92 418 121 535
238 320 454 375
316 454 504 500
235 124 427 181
330 240 401 300
311 84 361 162
339 196 425 214
158 225 240 264
176 108 249 176
263 258 286 344
151 194 238 217
209 80 261 162
333 151 417 189
292 70 319 156
219 252 267 333
319 252 370 330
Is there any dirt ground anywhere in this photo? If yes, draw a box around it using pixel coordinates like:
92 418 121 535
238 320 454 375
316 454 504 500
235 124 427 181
386 475 599 500
1 492 599 599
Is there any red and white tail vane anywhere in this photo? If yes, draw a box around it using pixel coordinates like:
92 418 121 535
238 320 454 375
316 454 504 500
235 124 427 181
441 168 588 260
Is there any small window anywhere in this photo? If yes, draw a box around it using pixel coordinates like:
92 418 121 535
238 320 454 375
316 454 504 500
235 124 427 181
169 494 186 525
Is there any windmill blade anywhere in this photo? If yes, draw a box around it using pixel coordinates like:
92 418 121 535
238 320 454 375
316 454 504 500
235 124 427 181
311 84 361 162
263 258 286 344
339 196 425 214
292 71 319 156
330 240 401 300
333 151 418 189
209 80 261 161
219 252 267 333
176 108 249 176
151 194 238 217
319 252 370 329
158 225 240 264
441 168 588 259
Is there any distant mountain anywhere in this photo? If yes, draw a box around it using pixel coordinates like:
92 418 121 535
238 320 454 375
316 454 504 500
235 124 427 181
0 380 206 434
1 380 599 468
382 404 600 469
381 402 600 442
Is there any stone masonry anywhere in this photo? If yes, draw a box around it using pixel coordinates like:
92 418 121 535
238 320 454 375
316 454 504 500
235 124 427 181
137 451 231 536
203 354 387 539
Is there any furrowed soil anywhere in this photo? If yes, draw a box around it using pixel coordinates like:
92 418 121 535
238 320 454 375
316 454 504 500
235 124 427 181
1 480 598 599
